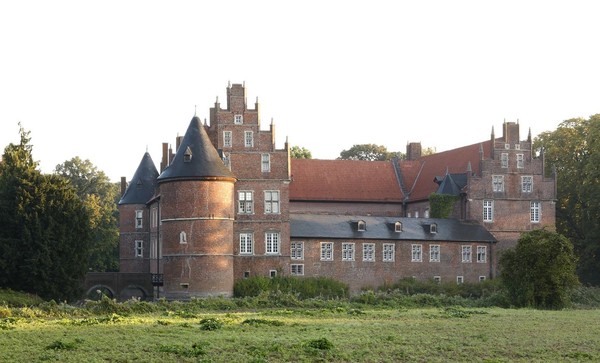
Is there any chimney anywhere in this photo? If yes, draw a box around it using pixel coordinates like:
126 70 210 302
406 142 422 160
161 142 168 172
120 177 127 196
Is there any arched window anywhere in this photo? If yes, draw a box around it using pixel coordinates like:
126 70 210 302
357 220 366 231
394 221 402 232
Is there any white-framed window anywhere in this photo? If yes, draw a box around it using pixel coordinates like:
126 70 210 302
357 220 366 231
291 242 304 260
151 207 158 228
342 243 355 261
261 153 270 172
238 191 253 214
457 276 464 284
515 144 521 150
424 209 430 218
239 233 253 255
135 240 143 257
234 114 243 124
222 152 231 170
150 237 157 259
265 232 280 255
270 270 277 278
243 271 250 278
244 131 253 147
383 244 395 262
179 231 187 244
492 175 504 192
363 243 375 261
477 246 487 263
522 176 533 193
320 242 333 261
483 200 494 222
530 201 541 222
223 131 232 148
411 244 422 262
429 245 440 262
461 245 472 263
264 190 280 214
433 276 441 283
135 210 143 229
415 211 419 218
394 222 402 232
291 264 304 276
504 143 510 150
516 153 524 169
501 153 508 168
430 223 437 234
479 276 487 282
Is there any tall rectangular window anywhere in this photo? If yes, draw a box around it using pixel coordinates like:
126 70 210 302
265 232 280 255
320 242 333 261
461 245 472 263
363 243 375 261
234 114 243 124
244 131 253 147
383 244 395 262
522 176 533 192
223 131 232 147
411 244 422 262
135 240 143 257
238 191 253 214
135 210 143 229
477 246 487 263
261 153 270 172
530 201 541 222
483 200 494 222
342 243 355 261
429 245 440 262
151 207 158 228
291 264 304 276
239 233 253 255
492 175 504 192
516 153 524 168
264 191 280 214
291 242 304 260
501 153 508 168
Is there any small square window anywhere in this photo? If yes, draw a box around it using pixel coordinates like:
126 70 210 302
479 276 486 282
269 270 277 278
243 271 250 278
234 114 243 124
457 276 464 284
291 264 304 276
433 276 441 283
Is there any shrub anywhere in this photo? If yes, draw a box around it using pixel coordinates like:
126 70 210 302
233 276 348 299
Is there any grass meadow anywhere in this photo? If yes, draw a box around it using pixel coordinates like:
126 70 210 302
2 304 599 362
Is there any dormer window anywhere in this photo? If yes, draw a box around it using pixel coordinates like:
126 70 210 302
430 223 438 234
234 114 243 124
357 220 366 231
184 146 192 162
394 221 402 232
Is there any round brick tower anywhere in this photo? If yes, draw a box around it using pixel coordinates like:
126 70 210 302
157 116 236 299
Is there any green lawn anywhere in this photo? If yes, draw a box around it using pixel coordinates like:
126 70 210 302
1 307 599 362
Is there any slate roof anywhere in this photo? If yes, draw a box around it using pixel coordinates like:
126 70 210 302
291 214 496 243
118 152 159 205
157 116 235 182
290 159 404 202
435 173 468 196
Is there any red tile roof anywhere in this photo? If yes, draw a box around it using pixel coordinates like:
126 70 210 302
290 159 404 202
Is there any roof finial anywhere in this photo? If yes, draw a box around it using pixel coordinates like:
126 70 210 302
146 145 148 152
194 105 197 116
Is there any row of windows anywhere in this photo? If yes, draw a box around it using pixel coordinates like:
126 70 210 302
221 151 271 173
500 153 525 168
238 190 280 214
483 200 541 223
239 232 281 255
222 130 255 148
491 175 533 193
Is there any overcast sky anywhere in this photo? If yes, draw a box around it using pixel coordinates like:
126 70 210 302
1 1 598 182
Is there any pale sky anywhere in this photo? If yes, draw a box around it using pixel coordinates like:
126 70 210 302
1 1 599 182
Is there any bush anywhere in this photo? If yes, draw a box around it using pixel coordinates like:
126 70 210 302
233 276 348 299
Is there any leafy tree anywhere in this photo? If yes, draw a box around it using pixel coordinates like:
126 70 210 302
499 229 579 309
338 144 403 161
290 146 312 159
429 193 458 218
0 125 93 301
534 114 600 285
55 157 120 272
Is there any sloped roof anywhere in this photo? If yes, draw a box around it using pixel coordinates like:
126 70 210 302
436 173 468 196
291 213 496 243
157 116 235 182
290 159 404 202
118 152 159 205
402 140 491 201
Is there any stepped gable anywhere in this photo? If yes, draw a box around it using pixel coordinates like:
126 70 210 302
290 159 404 202
157 116 235 182
403 140 492 201
118 152 159 205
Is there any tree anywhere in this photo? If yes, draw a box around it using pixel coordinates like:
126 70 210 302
499 229 579 309
290 146 312 159
338 144 403 161
55 157 120 272
534 114 600 285
0 125 93 301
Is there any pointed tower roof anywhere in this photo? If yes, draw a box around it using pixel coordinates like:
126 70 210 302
435 173 467 196
118 152 159 205
157 116 235 182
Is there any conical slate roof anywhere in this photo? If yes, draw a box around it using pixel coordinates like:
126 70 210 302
435 173 467 196
118 152 159 205
157 116 235 182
